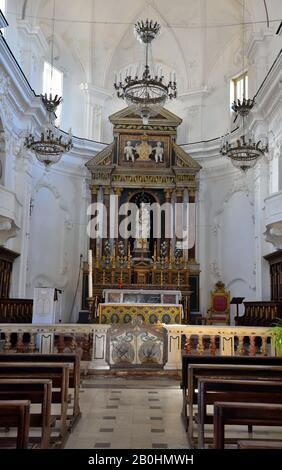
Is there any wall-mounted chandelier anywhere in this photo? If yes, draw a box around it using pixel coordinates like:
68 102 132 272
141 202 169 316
114 19 177 125
24 0 72 168
25 94 72 167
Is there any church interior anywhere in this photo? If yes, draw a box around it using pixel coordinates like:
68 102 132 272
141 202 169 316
0 0 282 453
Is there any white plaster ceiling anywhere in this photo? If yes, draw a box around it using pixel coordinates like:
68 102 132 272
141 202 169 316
19 0 282 94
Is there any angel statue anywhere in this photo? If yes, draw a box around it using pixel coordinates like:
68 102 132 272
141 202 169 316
124 141 135 162
154 142 164 163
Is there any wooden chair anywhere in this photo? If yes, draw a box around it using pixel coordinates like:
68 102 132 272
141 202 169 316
206 281 230 325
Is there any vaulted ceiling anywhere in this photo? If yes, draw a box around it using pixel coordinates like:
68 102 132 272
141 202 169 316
18 0 282 94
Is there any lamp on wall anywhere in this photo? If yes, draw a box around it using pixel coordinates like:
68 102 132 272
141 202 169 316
220 0 268 171
24 0 72 167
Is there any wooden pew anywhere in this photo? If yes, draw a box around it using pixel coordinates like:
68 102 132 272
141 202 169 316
181 355 282 429
0 379 52 448
187 363 282 440
0 363 69 445
237 439 282 449
197 378 282 448
0 400 30 449
0 353 81 428
213 402 282 449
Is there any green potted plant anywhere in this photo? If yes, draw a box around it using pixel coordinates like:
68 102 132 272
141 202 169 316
270 318 282 356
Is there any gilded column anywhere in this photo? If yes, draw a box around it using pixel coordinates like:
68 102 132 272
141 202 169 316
188 189 196 261
175 188 184 249
164 189 173 254
103 186 111 250
114 187 122 241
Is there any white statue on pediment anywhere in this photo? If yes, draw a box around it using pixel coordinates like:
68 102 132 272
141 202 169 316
124 141 135 162
154 141 164 163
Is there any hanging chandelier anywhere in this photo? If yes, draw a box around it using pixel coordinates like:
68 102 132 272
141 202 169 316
220 132 268 172
220 0 268 172
24 0 72 167
231 97 255 117
24 94 73 167
114 19 177 124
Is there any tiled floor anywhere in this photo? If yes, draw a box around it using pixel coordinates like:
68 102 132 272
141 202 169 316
64 376 282 449
65 376 189 449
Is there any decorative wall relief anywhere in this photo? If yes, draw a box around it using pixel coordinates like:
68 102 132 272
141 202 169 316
119 134 169 166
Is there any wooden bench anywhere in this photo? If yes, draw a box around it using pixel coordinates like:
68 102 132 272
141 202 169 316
182 354 282 391
237 439 282 449
197 378 282 448
0 400 30 448
0 353 81 428
213 402 282 449
0 363 69 445
0 379 52 448
181 355 282 429
186 363 282 440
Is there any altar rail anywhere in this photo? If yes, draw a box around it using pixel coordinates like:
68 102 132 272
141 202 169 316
0 324 275 370
0 299 33 323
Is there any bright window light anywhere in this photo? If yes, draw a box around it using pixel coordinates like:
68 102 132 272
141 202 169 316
0 1 6 16
230 72 248 109
43 61 63 126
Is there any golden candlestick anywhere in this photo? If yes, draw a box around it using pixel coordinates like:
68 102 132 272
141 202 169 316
112 242 116 269
127 243 132 268
153 242 157 270
95 244 100 268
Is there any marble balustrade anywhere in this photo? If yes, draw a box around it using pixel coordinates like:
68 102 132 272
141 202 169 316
0 323 274 371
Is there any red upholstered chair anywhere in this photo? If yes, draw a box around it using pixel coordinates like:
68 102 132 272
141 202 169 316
206 281 230 325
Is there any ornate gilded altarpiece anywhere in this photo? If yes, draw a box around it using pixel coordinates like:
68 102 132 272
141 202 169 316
85 106 201 324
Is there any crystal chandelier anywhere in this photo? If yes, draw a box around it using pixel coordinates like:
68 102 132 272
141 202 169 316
24 0 72 167
114 19 177 125
25 94 72 167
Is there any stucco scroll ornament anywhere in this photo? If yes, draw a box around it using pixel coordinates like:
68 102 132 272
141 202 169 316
0 71 10 98
210 261 222 282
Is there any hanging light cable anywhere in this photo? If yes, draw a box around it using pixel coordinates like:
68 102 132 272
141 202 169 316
24 0 72 167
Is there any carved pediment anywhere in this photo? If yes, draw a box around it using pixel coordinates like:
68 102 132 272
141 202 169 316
85 142 114 170
109 106 182 130
173 142 201 172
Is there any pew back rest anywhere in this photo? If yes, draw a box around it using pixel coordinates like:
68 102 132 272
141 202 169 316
182 355 282 391
0 363 69 403
0 400 30 448
188 364 282 402
214 402 282 449
0 353 80 388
